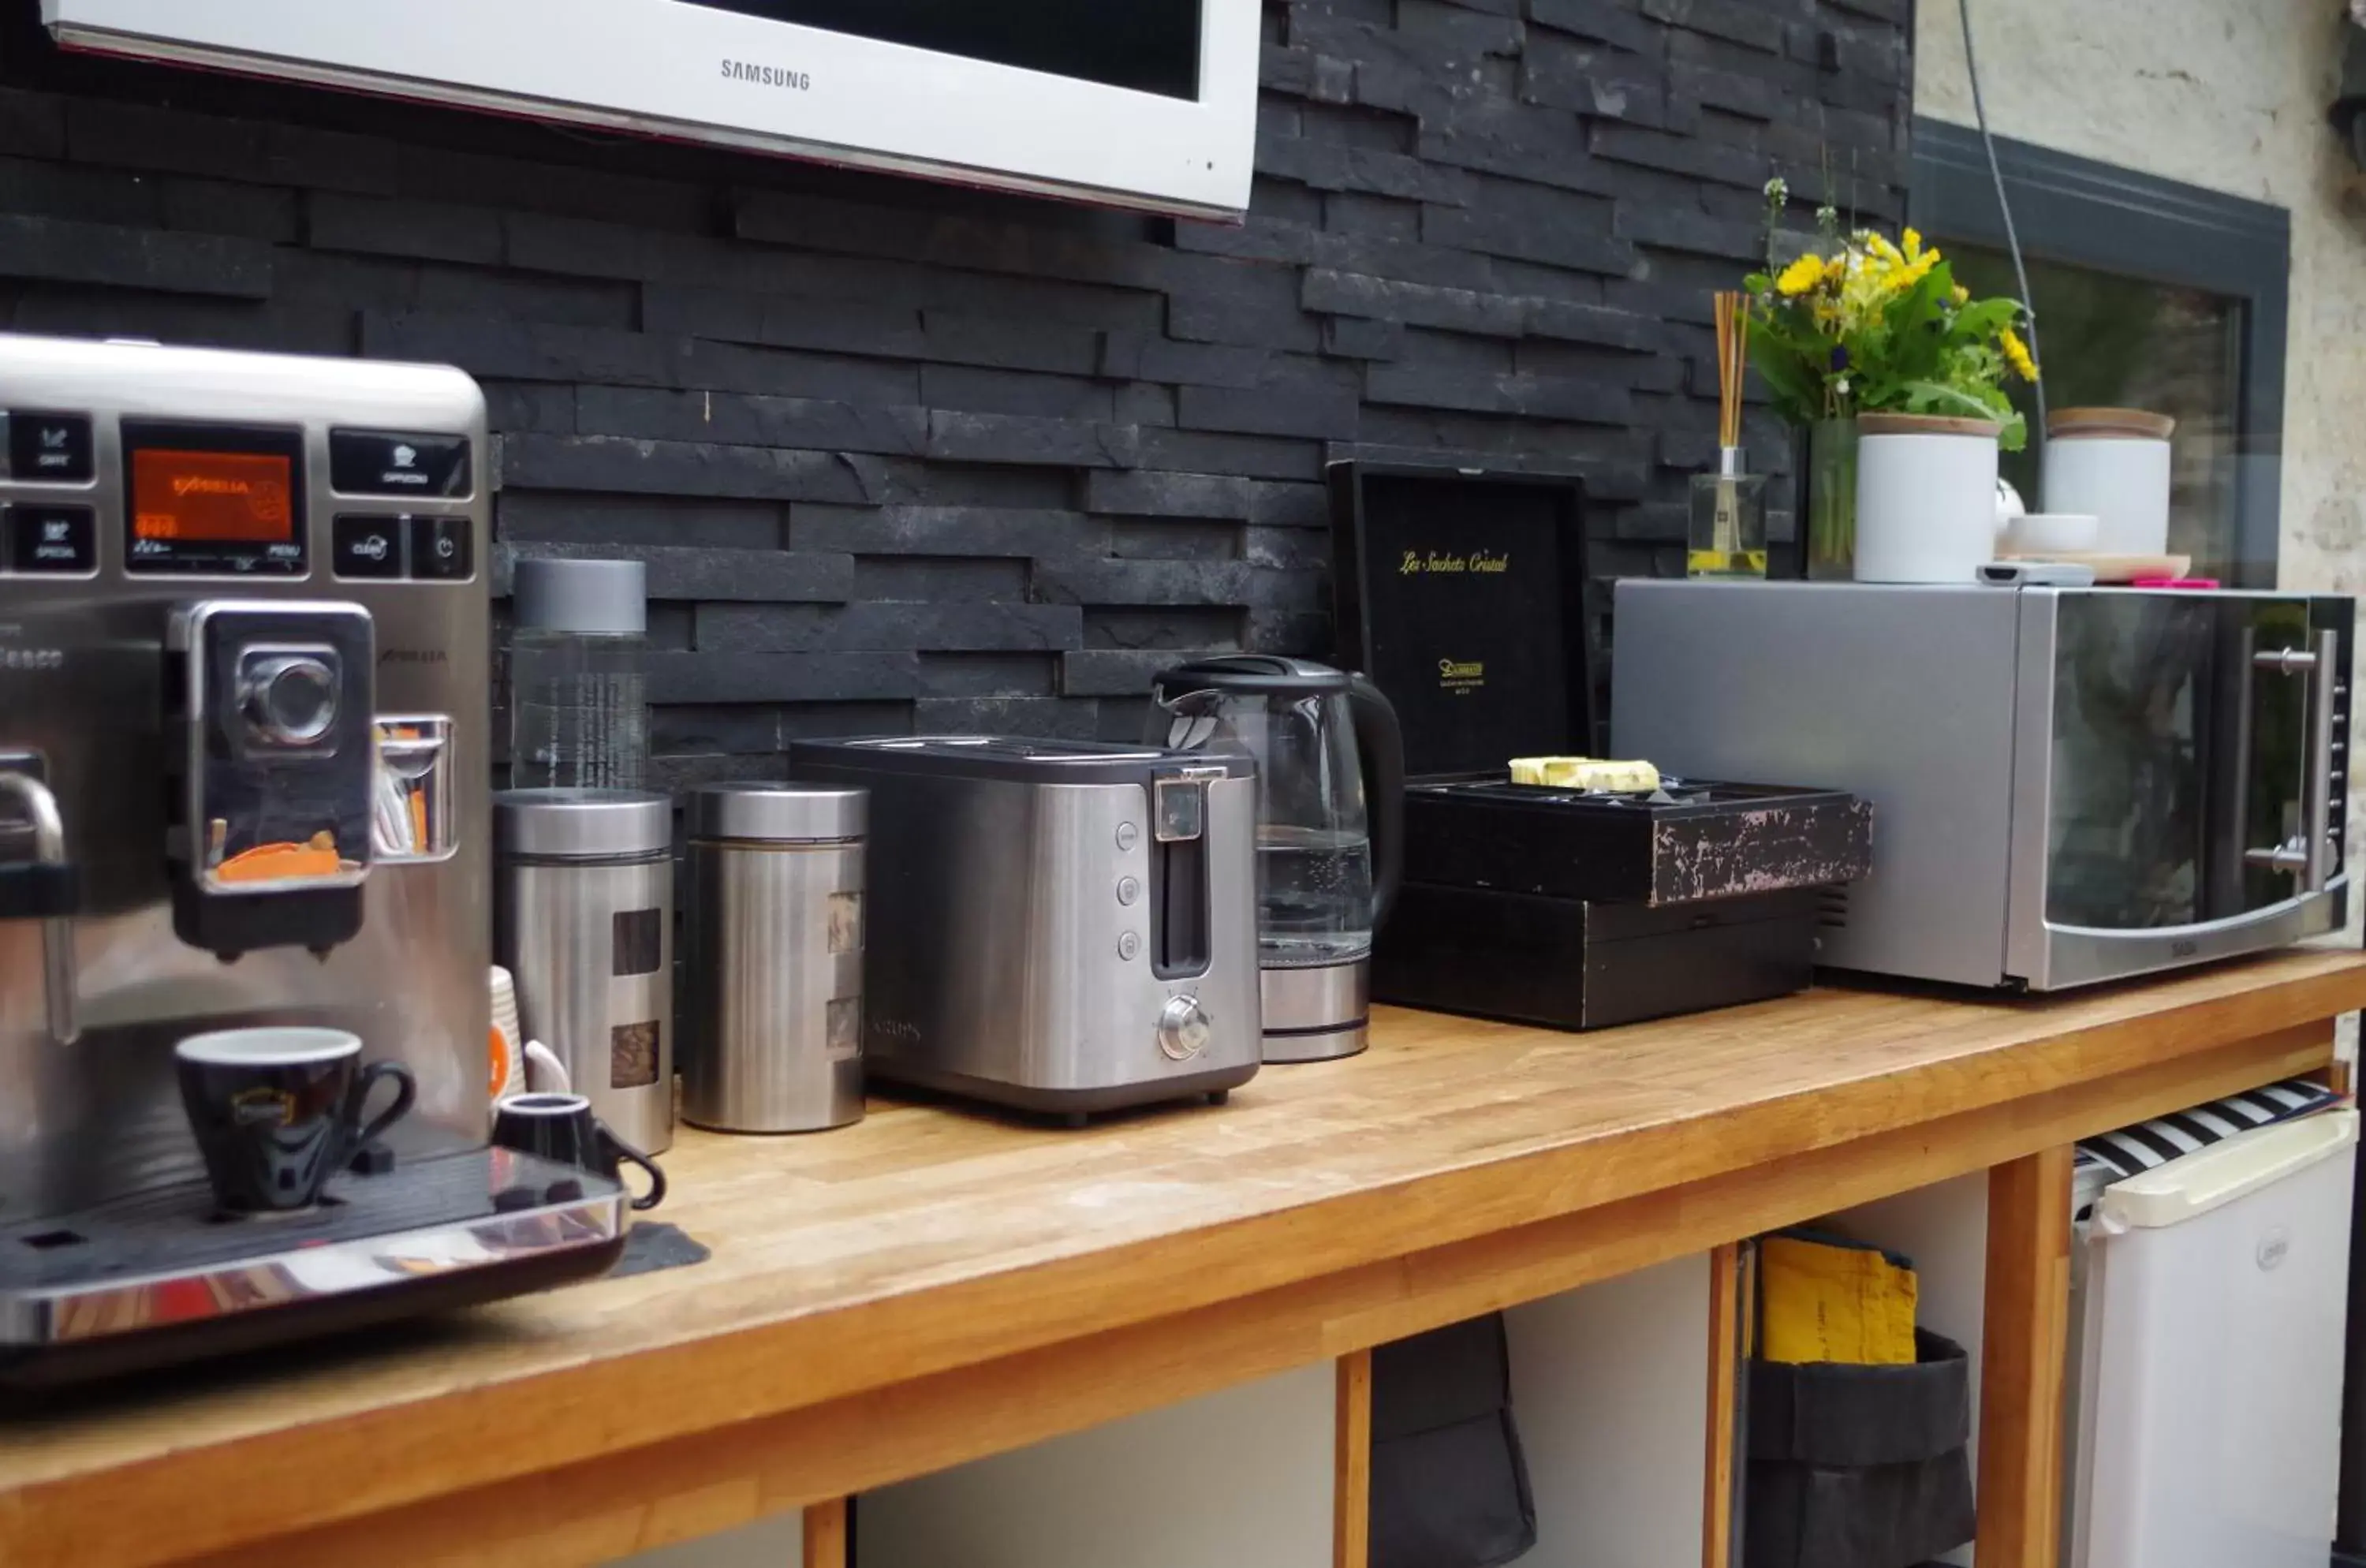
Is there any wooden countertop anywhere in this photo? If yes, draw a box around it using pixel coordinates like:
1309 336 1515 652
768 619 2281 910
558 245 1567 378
6 951 2364 1567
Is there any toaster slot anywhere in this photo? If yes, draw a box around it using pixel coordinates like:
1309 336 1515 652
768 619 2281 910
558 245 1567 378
1151 767 1222 980
1155 834 1209 979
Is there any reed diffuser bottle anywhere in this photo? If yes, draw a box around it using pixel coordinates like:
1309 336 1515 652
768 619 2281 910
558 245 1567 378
1688 291 1768 579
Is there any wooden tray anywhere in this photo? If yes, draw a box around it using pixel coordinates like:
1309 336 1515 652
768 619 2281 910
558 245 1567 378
2000 551 2192 584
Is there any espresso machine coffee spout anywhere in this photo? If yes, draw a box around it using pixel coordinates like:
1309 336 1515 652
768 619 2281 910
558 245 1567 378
0 767 76 1044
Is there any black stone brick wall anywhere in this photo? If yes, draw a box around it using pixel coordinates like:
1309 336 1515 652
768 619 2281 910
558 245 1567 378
0 0 1909 783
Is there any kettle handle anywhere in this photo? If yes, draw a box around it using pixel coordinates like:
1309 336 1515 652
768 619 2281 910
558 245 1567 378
1345 674 1405 930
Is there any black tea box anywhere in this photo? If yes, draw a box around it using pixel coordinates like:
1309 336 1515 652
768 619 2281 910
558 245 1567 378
1330 462 1872 1032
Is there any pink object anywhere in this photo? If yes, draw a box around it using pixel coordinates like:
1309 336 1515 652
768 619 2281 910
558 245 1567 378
2132 577 2220 589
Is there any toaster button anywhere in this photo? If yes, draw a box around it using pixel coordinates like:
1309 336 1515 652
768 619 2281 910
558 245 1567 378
1116 822 1140 851
1117 876 1141 906
1159 995 1211 1062
1118 931 1141 961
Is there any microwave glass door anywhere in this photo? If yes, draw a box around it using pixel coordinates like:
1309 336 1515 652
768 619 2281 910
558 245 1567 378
2046 594 2315 931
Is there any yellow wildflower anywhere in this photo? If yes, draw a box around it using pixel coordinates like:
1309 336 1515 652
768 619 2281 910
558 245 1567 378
1951 283 1970 304
1875 252 1934 296
1864 232 1905 268
2001 327 2038 382
1902 227 1928 263
1774 252 1827 297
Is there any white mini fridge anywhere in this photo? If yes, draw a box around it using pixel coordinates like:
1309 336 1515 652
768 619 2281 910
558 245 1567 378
2069 1108 2359 1568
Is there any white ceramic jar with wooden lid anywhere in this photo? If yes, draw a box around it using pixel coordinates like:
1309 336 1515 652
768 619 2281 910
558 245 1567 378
2043 407 2175 556
1853 412 2003 584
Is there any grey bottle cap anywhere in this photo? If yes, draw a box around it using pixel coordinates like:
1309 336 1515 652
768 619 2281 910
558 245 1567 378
689 782 867 843
514 558 647 636
494 789 672 860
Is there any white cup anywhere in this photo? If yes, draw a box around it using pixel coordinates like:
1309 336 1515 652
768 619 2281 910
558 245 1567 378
2004 513 2101 556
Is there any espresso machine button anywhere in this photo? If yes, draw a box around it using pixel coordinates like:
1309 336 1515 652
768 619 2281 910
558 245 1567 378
1157 995 1211 1062
6 506 96 573
406 514 472 581
330 516 405 580
239 653 341 748
5 412 94 483
330 430 472 496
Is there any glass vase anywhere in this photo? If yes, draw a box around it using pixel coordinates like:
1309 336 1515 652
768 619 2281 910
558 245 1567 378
1804 417 1859 581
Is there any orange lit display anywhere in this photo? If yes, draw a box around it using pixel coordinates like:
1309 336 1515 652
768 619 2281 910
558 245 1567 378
131 449 295 543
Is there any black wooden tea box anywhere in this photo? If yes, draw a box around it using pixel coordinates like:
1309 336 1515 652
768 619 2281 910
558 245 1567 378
1329 461 1872 1032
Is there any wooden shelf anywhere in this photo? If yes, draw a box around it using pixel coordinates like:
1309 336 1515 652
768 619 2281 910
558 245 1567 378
2 950 2361 1568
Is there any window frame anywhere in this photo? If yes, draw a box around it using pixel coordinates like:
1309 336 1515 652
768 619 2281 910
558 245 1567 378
1910 117 2292 586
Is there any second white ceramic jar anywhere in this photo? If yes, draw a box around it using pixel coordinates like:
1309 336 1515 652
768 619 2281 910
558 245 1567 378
2043 407 2175 556
1853 413 2003 584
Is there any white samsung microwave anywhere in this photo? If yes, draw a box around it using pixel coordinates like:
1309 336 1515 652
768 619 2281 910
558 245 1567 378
43 0 1261 217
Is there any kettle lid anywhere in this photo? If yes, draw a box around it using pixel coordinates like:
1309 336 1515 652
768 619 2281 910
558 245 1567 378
1151 655 1353 701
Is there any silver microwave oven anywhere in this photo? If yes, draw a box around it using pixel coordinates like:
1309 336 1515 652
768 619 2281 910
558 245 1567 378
1613 581 2353 991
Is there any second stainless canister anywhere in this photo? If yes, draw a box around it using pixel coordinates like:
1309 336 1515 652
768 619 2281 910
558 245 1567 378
681 784 867 1133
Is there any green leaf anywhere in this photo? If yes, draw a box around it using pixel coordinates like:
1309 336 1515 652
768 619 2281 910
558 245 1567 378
1748 338 1824 424
1894 379 2006 420
1947 298 2017 341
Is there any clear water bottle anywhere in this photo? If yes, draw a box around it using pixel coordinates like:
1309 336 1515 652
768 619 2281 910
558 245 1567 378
509 558 650 790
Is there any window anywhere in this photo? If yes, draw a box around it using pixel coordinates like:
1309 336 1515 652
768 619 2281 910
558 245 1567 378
1912 121 2290 586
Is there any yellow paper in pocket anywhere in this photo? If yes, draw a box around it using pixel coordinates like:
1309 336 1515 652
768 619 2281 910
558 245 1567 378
1759 1232 1919 1366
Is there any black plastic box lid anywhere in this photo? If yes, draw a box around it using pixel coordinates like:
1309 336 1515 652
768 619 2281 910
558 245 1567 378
1328 463 1595 778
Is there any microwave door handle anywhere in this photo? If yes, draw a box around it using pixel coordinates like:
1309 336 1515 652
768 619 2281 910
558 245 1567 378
2234 623 2259 884
2304 628 2342 893
2244 636 2330 887
0 770 78 1045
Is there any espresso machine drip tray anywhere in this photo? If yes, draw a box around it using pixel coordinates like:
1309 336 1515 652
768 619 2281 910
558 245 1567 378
0 1150 629 1389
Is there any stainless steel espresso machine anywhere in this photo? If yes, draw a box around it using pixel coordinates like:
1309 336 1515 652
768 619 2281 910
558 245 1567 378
0 335 627 1386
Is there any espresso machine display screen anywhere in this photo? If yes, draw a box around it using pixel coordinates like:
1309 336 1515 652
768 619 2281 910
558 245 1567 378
123 421 306 575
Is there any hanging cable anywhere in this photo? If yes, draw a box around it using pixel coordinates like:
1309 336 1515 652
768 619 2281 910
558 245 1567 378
1957 0 2047 462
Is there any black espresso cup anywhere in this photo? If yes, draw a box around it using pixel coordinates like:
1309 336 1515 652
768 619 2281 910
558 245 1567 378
174 1027 417 1214
491 1093 667 1211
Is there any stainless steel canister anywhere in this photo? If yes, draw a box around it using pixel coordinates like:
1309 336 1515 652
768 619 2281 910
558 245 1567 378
681 783 867 1133
493 789 675 1153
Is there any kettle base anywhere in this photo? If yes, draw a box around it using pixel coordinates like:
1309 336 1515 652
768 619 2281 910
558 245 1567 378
1263 1022 1368 1062
1262 962 1371 1062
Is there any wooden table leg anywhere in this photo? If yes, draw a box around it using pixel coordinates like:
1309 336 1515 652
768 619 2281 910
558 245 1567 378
1702 1243 1742 1568
1334 1349 1374 1568
1697 1243 1745 1568
1976 1147 2074 1568
802 1497 848 1568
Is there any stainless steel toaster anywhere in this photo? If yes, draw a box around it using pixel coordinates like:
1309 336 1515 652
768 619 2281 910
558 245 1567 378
789 736 1261 1120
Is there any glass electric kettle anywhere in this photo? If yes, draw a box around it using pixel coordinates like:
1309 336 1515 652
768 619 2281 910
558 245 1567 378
1150 656 1404 1061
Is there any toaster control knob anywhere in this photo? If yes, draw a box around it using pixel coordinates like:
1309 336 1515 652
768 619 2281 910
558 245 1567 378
1158 995 1211 1062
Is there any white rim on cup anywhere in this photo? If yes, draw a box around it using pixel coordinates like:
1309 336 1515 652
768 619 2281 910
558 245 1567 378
498 1092 592 1116
175 1027 363 1067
